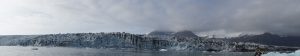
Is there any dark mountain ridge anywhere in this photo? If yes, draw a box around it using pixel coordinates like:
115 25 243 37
230 32 300 47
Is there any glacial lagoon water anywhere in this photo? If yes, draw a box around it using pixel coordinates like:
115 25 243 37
0 46 295 56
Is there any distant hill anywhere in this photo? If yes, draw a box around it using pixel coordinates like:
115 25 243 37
171 30 200 42
229 32 300 47
172 30 199 38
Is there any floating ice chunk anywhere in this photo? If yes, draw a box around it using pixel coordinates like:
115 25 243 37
262 50 300 56
159 49 167 51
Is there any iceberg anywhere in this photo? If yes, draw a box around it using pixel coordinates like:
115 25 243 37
159 49 167 51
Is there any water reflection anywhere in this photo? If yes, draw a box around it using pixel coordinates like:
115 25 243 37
0 46 254 56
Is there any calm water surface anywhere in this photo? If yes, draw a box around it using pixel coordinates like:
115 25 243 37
0 46 255 56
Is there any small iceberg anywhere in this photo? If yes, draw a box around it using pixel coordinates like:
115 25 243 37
32 48 38 50
159 49 167 51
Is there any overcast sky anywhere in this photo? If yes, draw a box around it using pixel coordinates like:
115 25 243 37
0 0 300 36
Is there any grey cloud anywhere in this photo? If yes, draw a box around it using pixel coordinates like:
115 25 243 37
0 0 300 36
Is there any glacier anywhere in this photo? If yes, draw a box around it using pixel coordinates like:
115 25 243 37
0 31 298 52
